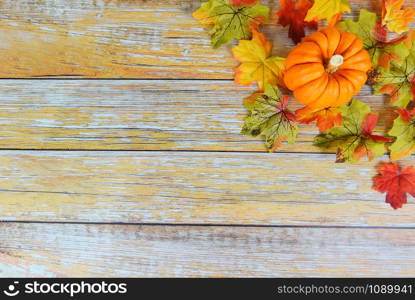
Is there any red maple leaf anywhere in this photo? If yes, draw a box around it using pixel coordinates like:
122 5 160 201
276 0 318 44
353 113 392 161
374 22 408 45
374 23 388 42
231 0 258 6
361 113 391 143
397 107 415 122
374 23 408 68
373 162 415 209
278 95 297 122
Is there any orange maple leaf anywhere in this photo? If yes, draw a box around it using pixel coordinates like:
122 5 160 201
296 106 342 132
382 0 415 34
379 83 400 103
378 52 401 68
232 29 285 91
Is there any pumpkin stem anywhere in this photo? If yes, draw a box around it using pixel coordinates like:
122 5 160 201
326 55 344 73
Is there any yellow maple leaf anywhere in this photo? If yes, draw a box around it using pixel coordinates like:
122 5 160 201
305 0 350 24
382 0 415 34
232 29 285 91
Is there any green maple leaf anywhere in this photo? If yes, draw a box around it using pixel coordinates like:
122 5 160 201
338 9 410 69
373 42 415 108
193 0 269 48
389 110 415 160
242 85 298 152
338 9 376 45
314 99 390 163
339 9 380 63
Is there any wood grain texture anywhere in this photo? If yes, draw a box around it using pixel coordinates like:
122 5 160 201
1 223 414 277
0 150 413 225
0 0 414 278
0 0 384 79
0 80 392 152
0 0 234 78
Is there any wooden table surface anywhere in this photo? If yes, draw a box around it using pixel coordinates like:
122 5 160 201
0 0 414 277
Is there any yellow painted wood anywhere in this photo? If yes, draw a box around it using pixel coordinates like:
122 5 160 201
1 223 415 277
0 80 392 152
0 0 390 79
0 150 413 225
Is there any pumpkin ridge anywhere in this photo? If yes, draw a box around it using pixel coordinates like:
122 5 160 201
342 57 369 69
334 73 355 106
294 74 330 105
307 76 338 109
284 62 325 90
334 32 356 55
321 27 341 58
340 61 371 72
304 31 329 58
337 69 367 91
285 42 323 69
286 61 323 69
340 38 364 60
295 40 324 57
335 71 358 92
328 75 342 107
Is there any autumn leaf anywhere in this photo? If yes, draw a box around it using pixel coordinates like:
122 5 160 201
242 85 298 151
232 29 285 91
305 0 350 25
193 0 269 48
382 0 415 34
338 9 377 49
373 162 415 209
314 99 390 162
373 41 415 107
339 9 410 69
296 106 342 132
388 108 415 160
276 0 318 44
375 25 411 68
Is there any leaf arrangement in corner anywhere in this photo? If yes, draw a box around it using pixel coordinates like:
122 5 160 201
193 0 415 209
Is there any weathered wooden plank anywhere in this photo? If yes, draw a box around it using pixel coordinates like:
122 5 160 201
0 0 386 78
0 150 413 225
1 223 414 277
0 0 235 78
0 80 391 152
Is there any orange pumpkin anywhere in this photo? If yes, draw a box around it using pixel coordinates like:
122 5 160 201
284 27 371 110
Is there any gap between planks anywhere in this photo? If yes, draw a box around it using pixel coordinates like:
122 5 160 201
0 148 332 154
1 220 415 229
